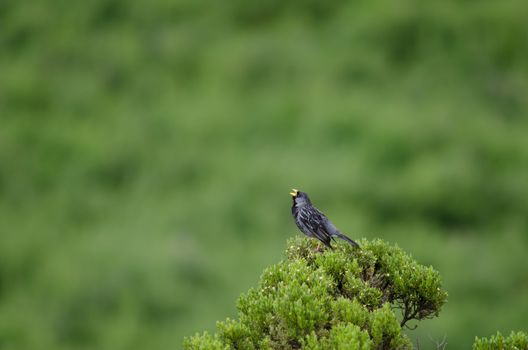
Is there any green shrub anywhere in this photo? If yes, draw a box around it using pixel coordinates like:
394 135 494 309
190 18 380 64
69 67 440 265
473 331 528 350
183 237 448 349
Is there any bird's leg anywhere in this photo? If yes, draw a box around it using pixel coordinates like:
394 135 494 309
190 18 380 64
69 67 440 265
315 243 322 252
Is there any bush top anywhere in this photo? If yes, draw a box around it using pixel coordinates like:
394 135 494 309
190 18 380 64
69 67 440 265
184 237 448 349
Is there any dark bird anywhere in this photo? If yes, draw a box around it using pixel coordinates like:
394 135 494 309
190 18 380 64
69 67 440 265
290 189 359 249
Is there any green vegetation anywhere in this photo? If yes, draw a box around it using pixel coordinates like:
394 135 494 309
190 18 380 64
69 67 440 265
1 0 528 349
473 331 528 350
184 238 447 349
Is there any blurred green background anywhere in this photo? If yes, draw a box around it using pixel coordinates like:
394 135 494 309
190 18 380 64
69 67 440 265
1 0 528 349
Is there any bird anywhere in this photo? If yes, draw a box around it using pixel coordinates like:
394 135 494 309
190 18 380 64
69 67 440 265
290 189 359 249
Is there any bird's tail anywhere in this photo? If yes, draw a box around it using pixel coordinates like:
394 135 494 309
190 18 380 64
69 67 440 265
335 231 360 248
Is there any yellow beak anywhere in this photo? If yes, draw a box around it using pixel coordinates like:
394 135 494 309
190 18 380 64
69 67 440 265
290 188 299 197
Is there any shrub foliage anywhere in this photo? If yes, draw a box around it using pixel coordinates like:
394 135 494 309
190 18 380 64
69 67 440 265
184 237 448 349
473 331 528 350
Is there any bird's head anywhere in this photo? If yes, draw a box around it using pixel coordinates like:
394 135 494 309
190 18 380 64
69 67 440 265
289 188 311 207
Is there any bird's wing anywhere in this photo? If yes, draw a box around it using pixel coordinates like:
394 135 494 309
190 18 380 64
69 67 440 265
315 227 333 248
295 208 315 234
310 208 333 247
